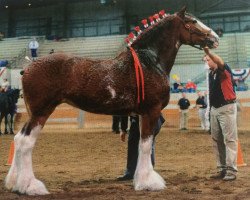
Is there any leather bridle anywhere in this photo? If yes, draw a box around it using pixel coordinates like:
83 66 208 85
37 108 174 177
178 15 214 50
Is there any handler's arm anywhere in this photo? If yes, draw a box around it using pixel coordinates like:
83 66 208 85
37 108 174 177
204 47 224 69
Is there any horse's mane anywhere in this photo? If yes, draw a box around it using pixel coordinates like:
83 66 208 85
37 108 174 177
126 13 176 48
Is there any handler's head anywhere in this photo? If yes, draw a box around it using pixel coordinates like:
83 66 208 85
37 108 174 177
203 55 217 71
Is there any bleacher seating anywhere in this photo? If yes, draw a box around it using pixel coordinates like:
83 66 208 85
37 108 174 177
0 37 32 61
39 35 126 59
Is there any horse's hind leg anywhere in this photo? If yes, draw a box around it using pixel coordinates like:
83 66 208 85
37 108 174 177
133 105 165 191
5 112 53 195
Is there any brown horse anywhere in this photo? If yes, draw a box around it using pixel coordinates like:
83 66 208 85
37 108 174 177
5 7 219 195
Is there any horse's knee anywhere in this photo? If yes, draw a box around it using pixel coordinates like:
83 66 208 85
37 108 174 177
139 136 153 154
15 125 42 152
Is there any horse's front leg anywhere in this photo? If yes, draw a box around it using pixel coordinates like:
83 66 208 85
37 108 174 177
5 115 50 195
133 106 165 191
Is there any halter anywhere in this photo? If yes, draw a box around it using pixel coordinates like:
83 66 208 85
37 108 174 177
178 15 213 50
185 23 212 50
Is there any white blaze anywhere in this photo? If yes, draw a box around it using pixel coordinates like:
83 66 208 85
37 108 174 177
196 19 219 39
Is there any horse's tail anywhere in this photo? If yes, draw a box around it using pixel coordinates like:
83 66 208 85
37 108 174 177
18 69 31 116
22 90 32 118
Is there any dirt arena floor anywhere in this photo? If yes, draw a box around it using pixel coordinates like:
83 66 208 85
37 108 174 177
0 126 250 200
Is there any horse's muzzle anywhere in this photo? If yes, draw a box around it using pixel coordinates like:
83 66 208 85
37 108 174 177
202 36 219 49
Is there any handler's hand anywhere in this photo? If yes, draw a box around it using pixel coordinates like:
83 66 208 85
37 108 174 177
120 131 126 142
204 46 209 54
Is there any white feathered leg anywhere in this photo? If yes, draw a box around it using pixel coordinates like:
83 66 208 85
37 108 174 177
5 125 49 195
133 136 165 191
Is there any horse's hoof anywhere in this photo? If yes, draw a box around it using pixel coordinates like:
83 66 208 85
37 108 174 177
13 178 49 195
134 170 166 191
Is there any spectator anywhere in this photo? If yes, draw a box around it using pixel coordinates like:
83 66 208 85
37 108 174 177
178 92 190 130
204 90 211 131
215 27 223 37
112 115 128 134
49 49 54 54
28 37 39 60
172 79 185 93
236 76 248 91
117 114 165 181
195 91 209 131
0 60 8 67
1 78 10 92
185 79 197 93
0 31 4 41
204 47 238 181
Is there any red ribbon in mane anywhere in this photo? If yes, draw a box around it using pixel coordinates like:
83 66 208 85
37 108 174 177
129 47 145 104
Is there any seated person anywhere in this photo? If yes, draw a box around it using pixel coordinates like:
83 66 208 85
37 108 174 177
185 79 197 93
236 76 248 91
172 79 185 93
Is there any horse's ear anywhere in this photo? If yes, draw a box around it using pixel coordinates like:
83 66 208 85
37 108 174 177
177 6 187 19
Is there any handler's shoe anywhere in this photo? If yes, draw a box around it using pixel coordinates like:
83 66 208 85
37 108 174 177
223 172 236 181
210 170 226 179
117 174 133 181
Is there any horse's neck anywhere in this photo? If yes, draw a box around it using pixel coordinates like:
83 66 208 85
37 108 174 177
148 34 179 76
158 40 179 75
133 20 181 76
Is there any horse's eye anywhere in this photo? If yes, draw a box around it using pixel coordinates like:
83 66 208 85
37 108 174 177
193 20 197 23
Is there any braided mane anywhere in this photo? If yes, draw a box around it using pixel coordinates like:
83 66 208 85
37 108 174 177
125 10 175 48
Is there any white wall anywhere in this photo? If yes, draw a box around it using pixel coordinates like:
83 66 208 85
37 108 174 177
10 69 22 89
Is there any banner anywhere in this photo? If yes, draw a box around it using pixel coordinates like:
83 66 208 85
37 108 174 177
232 68 250 80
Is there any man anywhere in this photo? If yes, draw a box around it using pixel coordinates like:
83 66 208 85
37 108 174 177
28 38 39 60
1 78 10 92
195 91 209 131
204 47 238 181
112 115 128 134
117 114 165 181
178 92 190 130
185 79 197 93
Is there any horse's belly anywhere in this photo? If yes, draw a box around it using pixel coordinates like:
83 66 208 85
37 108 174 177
66 97 134 115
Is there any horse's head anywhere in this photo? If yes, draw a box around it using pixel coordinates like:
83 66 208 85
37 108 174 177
176 6 219 50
